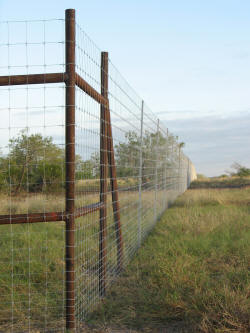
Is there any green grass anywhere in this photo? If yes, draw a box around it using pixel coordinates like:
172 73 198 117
0 186 180 331
1 179 248 332
88 187 250 332
190 176 250 189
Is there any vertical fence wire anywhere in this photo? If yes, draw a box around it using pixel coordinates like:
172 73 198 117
138 100 144 248
0 10 197 332
0 18 66 332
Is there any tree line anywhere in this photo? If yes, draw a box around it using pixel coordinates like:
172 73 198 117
0 129 182 194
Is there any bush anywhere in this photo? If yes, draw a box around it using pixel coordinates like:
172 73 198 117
230 163 250 177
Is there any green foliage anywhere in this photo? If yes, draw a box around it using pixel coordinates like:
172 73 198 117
0 128 185 194
0 130 65 193
115 130 180 183
76 129 182 184
196 173 207 179
75 151 99 180
220 173 229 178
230 162 250 177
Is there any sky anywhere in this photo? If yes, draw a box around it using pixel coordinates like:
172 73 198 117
0 0 250 176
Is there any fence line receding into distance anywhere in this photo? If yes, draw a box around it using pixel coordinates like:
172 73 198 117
0 9 196 332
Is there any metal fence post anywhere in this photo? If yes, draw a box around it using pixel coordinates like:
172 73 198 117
65 8 76 331
138 100 144 247
103 52 124 273
171 142 174 192
99 52 108 296
178 146 181 193
154 119 160 223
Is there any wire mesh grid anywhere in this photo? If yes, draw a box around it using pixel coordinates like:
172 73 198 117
0 9 196 332
74 23 196 325
0 18 66 332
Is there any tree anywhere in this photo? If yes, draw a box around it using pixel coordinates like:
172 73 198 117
179 142 185 149
114 130 181 186
229 162 250 177
75 152 99 180
3 130 65 193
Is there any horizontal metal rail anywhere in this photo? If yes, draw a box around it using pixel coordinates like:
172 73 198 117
0 211 65 225
0 72 108 107
0 202 103 225
75 73 108 106
0 73 67 86
75 202 104 219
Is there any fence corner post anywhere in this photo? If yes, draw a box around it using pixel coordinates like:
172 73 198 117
65 8 76 331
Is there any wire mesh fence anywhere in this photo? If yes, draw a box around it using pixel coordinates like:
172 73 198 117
0 9 196 332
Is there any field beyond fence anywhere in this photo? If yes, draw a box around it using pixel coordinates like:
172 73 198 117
0 9 196 332
87 183 250 333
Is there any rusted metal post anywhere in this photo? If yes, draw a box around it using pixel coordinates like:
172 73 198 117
106 108 124 272
65 8 76 330
106 106 124 272
99 52 108 296
102 52 124 272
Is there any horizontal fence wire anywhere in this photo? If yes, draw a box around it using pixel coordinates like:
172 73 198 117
0 18 66 332
0 11 196 332
74 20 196 329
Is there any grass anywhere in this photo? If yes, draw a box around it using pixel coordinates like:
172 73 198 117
76 177 139 193
190 176 250 189
87 186 250 332
0 183 180 332
1 179 248 332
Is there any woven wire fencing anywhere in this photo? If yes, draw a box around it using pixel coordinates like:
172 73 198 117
0 9 196 332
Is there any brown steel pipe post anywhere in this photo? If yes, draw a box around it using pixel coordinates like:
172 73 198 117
102 52 124 272
106 103 124 272
65 8 76 330
99 52 108 296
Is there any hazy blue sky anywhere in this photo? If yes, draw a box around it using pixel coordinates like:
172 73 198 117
1 0 250 176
